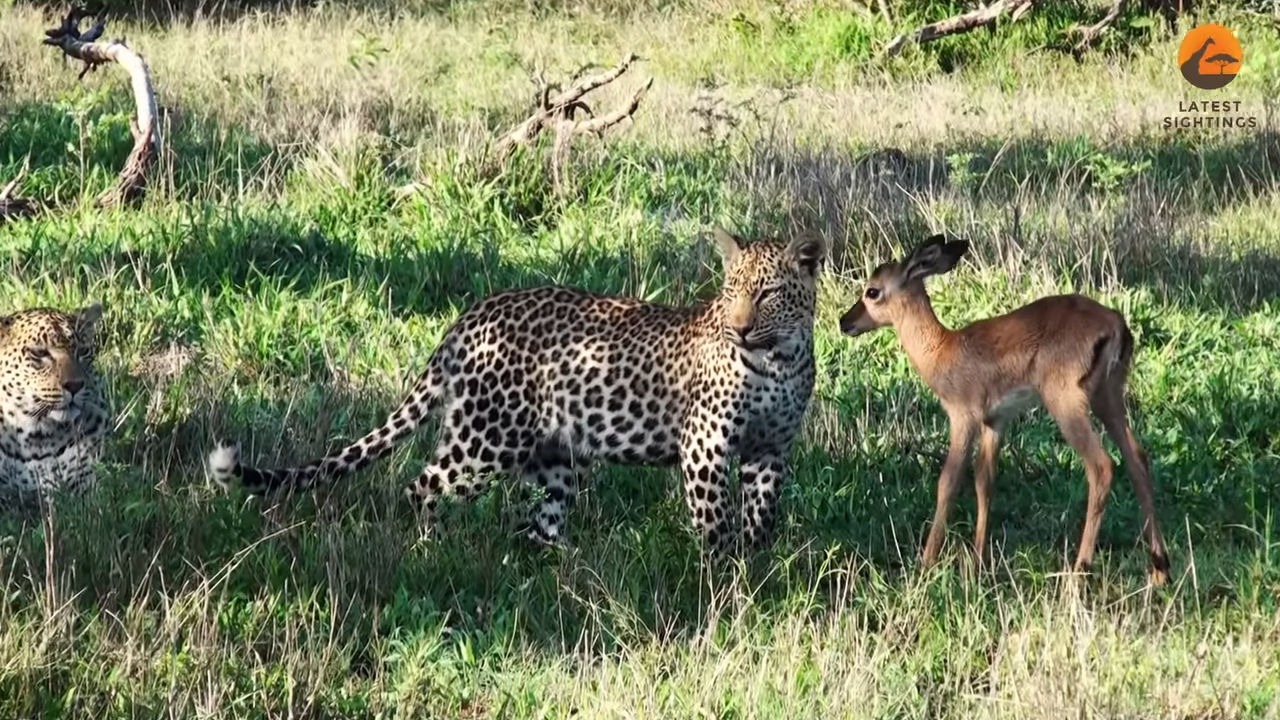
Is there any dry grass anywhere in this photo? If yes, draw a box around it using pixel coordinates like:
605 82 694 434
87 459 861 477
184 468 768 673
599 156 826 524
1 1 1279 717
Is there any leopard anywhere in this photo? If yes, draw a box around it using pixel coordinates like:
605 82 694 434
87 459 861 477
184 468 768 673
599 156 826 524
208 228 826 554
0 303 109 508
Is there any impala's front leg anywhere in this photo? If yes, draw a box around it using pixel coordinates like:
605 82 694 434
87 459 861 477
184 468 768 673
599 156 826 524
921 412 978 569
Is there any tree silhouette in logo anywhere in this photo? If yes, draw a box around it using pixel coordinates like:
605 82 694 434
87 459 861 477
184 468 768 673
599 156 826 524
1206 52 1240 75
1179 26 1243 90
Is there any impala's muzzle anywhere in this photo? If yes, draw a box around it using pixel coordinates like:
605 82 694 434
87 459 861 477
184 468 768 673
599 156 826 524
838 300 875 337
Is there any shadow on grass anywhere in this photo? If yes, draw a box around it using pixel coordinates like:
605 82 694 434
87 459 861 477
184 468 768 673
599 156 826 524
2 349 1275 665
0 101 284 205
4 200 719 323
803 361 1280 586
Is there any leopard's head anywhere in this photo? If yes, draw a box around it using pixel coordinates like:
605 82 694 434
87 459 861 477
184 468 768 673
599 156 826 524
0 303 103 424
712 227 825 356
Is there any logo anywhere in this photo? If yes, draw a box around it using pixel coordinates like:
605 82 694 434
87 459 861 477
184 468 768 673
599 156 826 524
1178 24 1243 90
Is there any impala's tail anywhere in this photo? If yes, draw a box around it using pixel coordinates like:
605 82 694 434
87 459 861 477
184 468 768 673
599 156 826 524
1081 316 1134 390
208 363 446 495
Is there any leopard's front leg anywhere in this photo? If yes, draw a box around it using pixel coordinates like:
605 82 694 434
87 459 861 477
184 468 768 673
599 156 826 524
679 404 736 557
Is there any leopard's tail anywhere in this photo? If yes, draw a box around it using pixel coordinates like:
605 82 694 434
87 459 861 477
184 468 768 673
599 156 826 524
207 360 446 495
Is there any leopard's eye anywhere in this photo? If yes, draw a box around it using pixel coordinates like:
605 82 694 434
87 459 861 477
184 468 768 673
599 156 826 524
756 286 780 303
25 348 50 366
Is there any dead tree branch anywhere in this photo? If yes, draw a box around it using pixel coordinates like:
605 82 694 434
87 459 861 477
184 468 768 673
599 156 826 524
0 158 41 223
1074 0 1128 55
882 0 1039 58
43 5 160 208
489 53 652 193
883 0 1191 60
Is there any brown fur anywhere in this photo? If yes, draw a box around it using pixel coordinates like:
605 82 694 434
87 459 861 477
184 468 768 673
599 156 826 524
839 235 1170 585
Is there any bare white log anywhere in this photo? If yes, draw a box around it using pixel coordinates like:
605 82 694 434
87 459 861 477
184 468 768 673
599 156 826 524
44 7 161 208
882 0 1039 58
882 0 1191 60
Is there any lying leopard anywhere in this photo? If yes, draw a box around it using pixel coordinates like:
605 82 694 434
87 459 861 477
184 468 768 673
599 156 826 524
209 229 825 554
0 303 109 508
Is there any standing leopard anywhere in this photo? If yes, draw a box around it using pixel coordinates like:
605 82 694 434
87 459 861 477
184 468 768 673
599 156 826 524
0 303 109 507
209 229 825 554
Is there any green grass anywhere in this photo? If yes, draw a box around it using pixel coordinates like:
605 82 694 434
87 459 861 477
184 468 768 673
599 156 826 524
2 0 1280 717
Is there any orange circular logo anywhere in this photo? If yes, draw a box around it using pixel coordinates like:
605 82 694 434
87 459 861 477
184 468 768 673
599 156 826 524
1178 24 1243 90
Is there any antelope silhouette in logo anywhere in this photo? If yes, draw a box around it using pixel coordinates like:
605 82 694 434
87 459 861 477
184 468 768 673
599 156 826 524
839 235 1171 585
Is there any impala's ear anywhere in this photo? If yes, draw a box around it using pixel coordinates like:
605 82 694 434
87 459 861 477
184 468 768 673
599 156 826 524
712 227 743 269
904 235 968 281
786 233 826 277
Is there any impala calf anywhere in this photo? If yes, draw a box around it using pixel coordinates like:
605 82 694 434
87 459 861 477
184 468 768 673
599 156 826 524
839 234 1170 585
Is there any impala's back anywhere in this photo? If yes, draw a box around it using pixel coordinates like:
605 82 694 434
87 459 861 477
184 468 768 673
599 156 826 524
942 293 1133 419
840 247 1131 419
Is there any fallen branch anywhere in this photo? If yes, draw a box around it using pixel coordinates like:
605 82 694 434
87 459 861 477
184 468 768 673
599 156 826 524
1074 0 1127 55
0 159 41 223
882 0 1038 58
43 5 160 209
489 53 652 193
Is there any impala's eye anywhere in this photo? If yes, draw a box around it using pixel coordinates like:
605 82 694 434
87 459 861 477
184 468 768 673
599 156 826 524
865 287 882 301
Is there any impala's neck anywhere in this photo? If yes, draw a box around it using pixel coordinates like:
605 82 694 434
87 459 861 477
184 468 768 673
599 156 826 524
894 290 950 379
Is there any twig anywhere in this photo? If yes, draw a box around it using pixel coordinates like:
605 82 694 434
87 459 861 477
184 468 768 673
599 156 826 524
43 5 160 208
489 53 652 195
882 0 1039 58
1074 0 1128 56
0 156 40 223
491 54 649 162
574 77 653 137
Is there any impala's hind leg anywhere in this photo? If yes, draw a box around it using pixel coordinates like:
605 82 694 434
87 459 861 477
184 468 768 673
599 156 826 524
972 420 1005 573
1092 376 1170 586
1044 387 1114 576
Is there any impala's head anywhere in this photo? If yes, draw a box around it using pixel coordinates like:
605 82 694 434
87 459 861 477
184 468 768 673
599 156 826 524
839 234 969 337
713 227 826 353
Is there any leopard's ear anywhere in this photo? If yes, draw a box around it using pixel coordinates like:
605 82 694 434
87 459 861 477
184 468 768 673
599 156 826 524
74 303 103 346
0 315 11 339
786 233 826 277
712 227 743 269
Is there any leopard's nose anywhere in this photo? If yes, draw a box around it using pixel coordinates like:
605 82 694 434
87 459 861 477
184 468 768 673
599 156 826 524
63 379 85 394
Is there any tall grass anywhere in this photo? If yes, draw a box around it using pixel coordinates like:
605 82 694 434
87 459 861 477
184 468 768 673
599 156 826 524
1 0 1279 717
